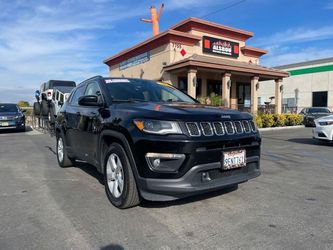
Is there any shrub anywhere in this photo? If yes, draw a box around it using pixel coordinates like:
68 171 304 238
273 113 286 127
209 93 224 106
285 114 303 126
261 113 274 128
254 114 263 128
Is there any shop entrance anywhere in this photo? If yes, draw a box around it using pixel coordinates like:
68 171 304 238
207 79 222 96
237 82 251 109
312 91 327 107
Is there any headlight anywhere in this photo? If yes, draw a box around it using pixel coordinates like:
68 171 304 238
319 121 333 126
134 119 182 135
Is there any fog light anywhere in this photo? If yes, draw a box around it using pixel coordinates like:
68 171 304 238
145 153 185 173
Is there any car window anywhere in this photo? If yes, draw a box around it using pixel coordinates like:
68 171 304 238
85 82 101 96
56 91 59 100
70 85 85 106
60 93 64 103
308 108 330 113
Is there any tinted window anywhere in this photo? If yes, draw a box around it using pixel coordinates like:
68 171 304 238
70 86 85 106
85 82 101 96
0 104 18 113
50 81 76 88
105 79 195 103
308 108 330 113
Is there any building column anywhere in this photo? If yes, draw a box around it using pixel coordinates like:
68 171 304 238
187 68 197 98
222 73 231 108
230 81 237 110
275 78 283 114
251 76 259 114
201 77 207 97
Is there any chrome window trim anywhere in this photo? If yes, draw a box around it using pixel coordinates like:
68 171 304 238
200 122 214 136
185 122 201 137
212 122 225 136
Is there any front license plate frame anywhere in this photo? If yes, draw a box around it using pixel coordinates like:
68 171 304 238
222 149 246 170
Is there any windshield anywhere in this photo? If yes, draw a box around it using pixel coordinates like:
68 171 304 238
105 79 196 103
308 108 330 113
0 104 18 113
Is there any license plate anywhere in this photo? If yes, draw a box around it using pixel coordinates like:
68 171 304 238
222 150 246 170
0 122 9 126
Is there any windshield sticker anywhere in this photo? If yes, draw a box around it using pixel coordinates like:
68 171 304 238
105 79 130 83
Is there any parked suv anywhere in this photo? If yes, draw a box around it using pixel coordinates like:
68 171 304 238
38 80 76 122
55 76 261 208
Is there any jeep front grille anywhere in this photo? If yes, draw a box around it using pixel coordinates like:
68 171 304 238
185 120 255 137
185 122 201 136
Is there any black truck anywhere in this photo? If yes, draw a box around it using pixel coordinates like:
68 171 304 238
55 76 261 208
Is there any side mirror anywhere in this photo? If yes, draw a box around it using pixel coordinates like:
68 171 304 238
78 95 102 106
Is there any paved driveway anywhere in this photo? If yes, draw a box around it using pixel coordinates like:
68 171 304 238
0 128 332 249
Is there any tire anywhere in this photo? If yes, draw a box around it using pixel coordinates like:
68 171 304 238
104 143 140 208
41 100 49 116
33 102 41 116
56 133 73 168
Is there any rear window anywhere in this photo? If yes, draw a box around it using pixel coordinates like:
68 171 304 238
49 81 76 88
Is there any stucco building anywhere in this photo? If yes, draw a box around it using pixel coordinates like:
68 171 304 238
258 57 333 112
104 17 289 113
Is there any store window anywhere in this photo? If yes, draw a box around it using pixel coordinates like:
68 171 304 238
178 77 202 97
207 80 222 96
312 91 327 107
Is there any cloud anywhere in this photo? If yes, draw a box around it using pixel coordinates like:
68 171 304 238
261 46 333 67
254 26 333 47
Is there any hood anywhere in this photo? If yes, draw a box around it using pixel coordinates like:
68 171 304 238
316 114 333 122
114 102 252 120
308 113 331 118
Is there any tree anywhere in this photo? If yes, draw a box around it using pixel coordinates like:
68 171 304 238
17 101 30 107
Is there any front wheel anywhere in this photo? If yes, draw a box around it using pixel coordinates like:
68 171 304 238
56 134 73 168
104 143 140 208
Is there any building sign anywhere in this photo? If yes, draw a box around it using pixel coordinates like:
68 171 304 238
119 52 150 70
202 36 239 58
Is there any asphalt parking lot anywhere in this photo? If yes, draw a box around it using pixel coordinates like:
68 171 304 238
0 127 332 250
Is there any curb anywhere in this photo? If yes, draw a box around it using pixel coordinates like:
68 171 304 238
259 125 305 132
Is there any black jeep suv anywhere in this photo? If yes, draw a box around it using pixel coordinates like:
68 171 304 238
55 76 261 208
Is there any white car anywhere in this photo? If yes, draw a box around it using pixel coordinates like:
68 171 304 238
313 115 333 142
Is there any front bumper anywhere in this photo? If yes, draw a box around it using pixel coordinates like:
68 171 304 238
313 125 333 142
0 120 25 130
137 156 260 201
130 128 261 201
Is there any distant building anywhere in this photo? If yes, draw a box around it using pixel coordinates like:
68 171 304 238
104 17 288 113
258 57 333 112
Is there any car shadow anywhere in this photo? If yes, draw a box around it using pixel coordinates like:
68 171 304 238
287 138 332 146
65 160 239 208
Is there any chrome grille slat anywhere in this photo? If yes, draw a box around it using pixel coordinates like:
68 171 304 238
200 122 213 136
212 122 225 135
234 121 243 134
242 120 251 133
185 122 201 137
249 120 256 132
224 121 235 135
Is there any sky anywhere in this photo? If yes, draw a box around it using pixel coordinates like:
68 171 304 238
0 0 333 103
